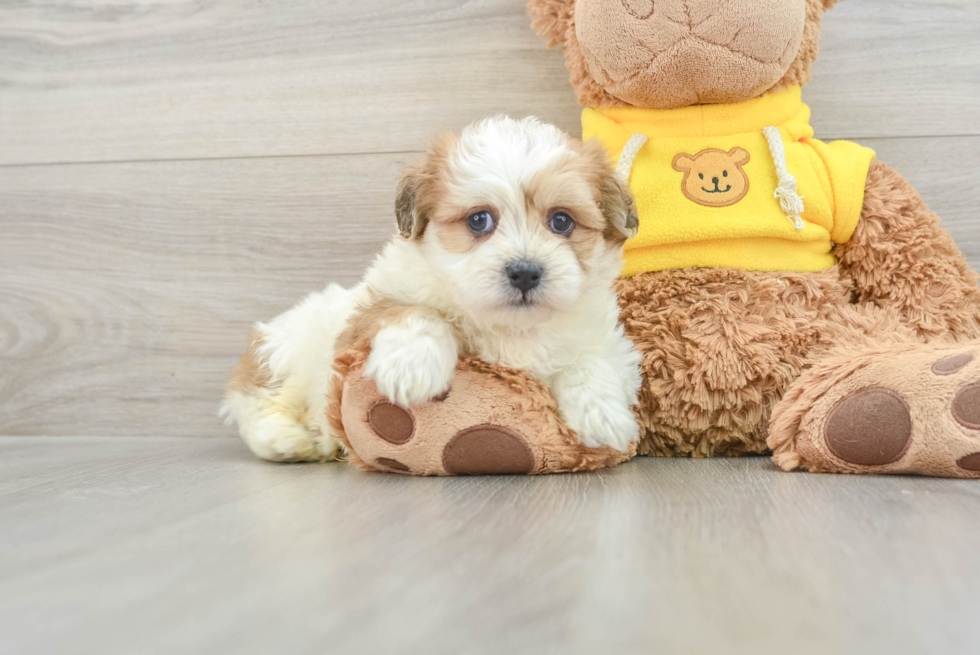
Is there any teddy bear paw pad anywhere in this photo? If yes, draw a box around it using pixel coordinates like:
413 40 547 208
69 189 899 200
956 452 980 472
367 400 415 444
824 388 913 466
932 352 975 376
442 425 535 475
777 343 980 477
952 382 980 430
375 457 411 472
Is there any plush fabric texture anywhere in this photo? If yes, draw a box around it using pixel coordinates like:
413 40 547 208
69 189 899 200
769 341 980 477
327 340 634 476
528 0 832 109
583 86 876 275
835 160 980 342
613 158 980 463
574 0 806 109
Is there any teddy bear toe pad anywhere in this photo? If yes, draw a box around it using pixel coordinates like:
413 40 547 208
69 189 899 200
824 388 912 467
367 401 415 444
952 382 980 430
375 457 411 472
932 353 974 376
442 425 535 475
788 344 980 477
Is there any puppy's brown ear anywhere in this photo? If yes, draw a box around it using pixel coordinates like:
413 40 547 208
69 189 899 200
395 163 427 240
579 140 638 241
600 172 639 241
527 0 575 47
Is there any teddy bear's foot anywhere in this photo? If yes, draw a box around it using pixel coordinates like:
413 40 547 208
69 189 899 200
769 341 980 477
326 342 635 476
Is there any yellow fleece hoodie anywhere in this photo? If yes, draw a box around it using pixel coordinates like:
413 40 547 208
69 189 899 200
582 86 876 277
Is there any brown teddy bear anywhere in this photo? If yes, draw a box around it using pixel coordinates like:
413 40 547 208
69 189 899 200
331 0 980 477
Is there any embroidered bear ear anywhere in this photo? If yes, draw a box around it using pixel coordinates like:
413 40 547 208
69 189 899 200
672 153 696 173
729 148 751 166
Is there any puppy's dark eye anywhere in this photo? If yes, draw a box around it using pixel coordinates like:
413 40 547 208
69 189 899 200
549 212 574 236
466 210 494 235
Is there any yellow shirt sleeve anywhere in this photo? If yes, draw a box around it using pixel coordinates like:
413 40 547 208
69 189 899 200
804 138 877 244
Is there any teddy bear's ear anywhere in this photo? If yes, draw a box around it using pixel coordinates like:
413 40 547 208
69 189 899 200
395 163 427 240
672 153 695 173
527 0 576 48
729 148 751 166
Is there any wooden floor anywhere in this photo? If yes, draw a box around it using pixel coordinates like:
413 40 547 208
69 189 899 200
2 1 980 653
3 438 980 655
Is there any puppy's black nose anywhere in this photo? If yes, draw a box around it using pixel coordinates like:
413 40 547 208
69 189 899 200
506 261 543 292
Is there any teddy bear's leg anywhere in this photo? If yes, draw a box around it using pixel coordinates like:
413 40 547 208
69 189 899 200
616 266 852 458
768 161 980 477
769 335 980 477
835 159 980 341
327 344 635 476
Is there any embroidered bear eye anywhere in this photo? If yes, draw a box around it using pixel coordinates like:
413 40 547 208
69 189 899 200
723 170 728 177
699 173 704 180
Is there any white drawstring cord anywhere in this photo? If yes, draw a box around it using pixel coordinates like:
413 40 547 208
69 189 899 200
762 126 805 230
619 129 805 232
616 134 648 181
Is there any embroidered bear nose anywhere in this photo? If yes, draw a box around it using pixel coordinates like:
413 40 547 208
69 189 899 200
712 177 720 185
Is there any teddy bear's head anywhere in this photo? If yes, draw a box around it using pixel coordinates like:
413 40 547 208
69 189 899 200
528 0 842 109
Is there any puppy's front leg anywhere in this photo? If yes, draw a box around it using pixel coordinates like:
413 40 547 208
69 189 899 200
363 308 458 407
550 354 641 452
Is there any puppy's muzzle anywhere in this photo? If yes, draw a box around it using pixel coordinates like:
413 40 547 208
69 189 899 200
506 260 543 293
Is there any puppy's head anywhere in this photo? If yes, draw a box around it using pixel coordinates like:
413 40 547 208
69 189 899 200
396 116 637 326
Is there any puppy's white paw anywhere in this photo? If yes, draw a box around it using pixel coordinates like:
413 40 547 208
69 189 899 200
562 396 639 452
552 375 639 452
364 322 457 406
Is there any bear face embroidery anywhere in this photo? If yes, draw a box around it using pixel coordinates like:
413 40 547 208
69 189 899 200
672 148 751 208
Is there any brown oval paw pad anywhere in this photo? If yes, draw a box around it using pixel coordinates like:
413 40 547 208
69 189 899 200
957 453 980 472
376 457 410 472
368 401 415 444
932 352 975 376
952 382 980 430
824 388 912 466
442 425 534 475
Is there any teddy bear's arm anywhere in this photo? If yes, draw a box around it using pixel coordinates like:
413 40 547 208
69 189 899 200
835 159 980 341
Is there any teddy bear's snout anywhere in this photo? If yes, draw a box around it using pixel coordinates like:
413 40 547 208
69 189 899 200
574 0 808 108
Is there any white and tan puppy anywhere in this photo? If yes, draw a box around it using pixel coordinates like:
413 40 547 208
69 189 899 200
222 117 642 462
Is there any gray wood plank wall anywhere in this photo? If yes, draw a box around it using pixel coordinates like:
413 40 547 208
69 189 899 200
1 0 978 437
